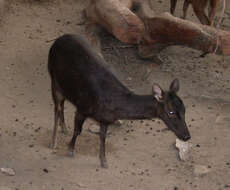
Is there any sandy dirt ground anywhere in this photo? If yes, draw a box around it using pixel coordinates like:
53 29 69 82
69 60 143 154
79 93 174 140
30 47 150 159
0 0 230 190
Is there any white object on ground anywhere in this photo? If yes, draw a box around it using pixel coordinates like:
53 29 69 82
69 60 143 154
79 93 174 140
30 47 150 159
0 168 15 176
175 138 192 161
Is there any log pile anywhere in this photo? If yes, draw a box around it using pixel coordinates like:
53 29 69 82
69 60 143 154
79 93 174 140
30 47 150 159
85 0 230 58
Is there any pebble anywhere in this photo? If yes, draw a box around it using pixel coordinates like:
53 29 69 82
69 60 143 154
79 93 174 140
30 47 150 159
0 168 16 176
35 127 41 132
193 165 211 176
115 120 123 126
87 124 100 134
43 168 48 173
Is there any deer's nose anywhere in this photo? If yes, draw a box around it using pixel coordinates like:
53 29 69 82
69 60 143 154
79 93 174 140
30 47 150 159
183 134 191 141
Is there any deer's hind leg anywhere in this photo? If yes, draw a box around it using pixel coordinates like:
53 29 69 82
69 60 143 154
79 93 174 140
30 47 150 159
99 124 108 168
182 0 191 19
170 0 177 15
50 80 67 149
209 0 219 26
68 112 86 156
192 0 210 25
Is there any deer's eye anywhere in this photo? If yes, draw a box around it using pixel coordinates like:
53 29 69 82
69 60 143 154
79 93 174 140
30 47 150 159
168 111 175 116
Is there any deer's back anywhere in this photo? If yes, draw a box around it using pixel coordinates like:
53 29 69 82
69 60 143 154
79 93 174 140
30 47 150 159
48 34 131 115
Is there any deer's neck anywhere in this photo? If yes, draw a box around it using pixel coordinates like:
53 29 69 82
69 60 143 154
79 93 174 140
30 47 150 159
117 93 160 120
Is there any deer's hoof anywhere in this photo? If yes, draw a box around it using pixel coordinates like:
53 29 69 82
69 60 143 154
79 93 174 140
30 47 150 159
68 150 74 157
61 125 68 135
62 129 68 135
49 142 57 149
100 160 108 169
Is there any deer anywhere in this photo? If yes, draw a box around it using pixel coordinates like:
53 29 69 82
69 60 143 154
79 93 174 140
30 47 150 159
170 0 220 26
48 34 191 168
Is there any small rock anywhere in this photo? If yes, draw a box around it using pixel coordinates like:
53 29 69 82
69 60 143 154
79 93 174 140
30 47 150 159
1 168 16 176
43 168 48 173
29 144 34 148
224 184 230 188
35 127 41 132
175 138 192 161
114 120 123 126
193 165 211 176
87 124 100 134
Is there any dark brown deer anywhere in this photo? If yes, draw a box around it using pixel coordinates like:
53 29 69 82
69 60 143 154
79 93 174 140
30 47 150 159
48 34 191 168
170 0 220 26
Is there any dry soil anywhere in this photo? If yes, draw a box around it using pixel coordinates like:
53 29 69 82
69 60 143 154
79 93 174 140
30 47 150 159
0 0 230 190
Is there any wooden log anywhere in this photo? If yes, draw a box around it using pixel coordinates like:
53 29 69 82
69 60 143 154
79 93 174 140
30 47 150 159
138 12 230 57
85 0 230 57
85 0 144 44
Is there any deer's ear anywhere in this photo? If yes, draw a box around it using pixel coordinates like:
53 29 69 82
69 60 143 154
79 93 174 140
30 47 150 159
152 83 164 102
170 78 179 93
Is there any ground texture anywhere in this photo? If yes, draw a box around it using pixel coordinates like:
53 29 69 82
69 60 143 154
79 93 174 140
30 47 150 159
0 0 230 190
